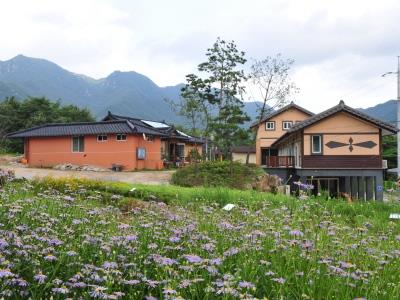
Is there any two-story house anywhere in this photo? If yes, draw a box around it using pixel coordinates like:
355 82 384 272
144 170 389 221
251 100 398 201
251 102 314 166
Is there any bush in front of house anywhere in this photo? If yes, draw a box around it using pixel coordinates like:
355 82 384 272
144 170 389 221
171 160 264 189
0 168 15 186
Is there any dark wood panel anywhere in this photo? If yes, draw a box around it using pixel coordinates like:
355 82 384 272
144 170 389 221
302 155 382 168
303 132 379 135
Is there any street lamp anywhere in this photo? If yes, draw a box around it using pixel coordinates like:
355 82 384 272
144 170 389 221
382 56 400 178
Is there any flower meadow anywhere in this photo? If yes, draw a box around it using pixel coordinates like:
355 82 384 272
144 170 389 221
0 179 400 299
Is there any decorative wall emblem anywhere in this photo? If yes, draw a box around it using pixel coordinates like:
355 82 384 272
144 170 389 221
325 137 377 152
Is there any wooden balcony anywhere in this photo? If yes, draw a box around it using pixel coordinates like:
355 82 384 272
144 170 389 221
266 156 294 168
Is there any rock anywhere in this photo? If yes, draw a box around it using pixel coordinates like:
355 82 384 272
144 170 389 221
251 174 282 193
53 164 107 172
145 194 164 203
222 204 235 211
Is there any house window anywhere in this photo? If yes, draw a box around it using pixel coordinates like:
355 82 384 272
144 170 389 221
97 135 108 142
311 135 322 154
265 121 275 131
176 144 185 158
72 136 84 152
283 121 293 130
137 147 146 160
146 135 155 142
116 133 127 141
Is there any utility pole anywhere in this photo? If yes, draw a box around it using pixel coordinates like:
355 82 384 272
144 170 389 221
382 56 400 178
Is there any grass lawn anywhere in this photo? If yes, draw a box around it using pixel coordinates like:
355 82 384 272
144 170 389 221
0 177 399 299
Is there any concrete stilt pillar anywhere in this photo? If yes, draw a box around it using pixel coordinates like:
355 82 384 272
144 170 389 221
351 176 359 199
358 177 366 201
366 177 374 200
345 177 351 195
375 172 384 201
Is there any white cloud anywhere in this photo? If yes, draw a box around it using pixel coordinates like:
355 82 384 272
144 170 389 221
0 0 399 112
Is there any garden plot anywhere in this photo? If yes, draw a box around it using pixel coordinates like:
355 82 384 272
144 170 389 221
0 180 399 299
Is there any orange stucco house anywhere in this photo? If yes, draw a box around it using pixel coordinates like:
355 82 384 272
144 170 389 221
251 101 398 201
8 113 204 171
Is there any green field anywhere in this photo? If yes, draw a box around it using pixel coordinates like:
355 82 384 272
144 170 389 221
0 177 399 299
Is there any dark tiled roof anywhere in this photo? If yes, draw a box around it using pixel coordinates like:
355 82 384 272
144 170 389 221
231 145 256 153
272 100 399 146
7 120 167 138
250 102 314 128
103 111 205 144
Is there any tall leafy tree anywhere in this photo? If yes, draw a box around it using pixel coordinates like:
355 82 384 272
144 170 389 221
166 74 211 136
182 37 250 158
0 97 94 153
248 54 298 123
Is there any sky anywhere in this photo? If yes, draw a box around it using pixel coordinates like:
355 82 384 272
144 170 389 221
0 0 400 112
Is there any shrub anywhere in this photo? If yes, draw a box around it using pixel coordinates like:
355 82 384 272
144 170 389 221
0 168 15 186
171 160 264 189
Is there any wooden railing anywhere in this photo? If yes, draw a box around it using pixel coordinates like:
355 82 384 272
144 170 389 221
266 156 294 168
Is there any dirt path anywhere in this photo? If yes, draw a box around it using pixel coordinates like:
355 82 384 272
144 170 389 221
1 164 174 185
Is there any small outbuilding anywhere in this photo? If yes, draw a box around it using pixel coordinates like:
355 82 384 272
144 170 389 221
231 146 256 164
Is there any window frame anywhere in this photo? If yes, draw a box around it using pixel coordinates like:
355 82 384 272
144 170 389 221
97 134 108 142
72 136 85 152
116 133 127 141
265 121 275 131
311 134 323 155
176 143 185 158
146 135 155 142
137 147 146 160
282 121 293 130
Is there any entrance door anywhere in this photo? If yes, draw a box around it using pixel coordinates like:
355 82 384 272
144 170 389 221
261 148 278 166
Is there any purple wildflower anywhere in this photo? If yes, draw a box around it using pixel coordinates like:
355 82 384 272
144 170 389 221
169 236 181 243
125 235 138 242
0 239 9 250
238 281 255 289
102 261 118 269
209 258 222 265
117 223 130 229
152 255 177 266
44 254 57 261
289 230 304 237
183 254 203 264
48 238 63 246
178 279 192 288
89 286 108 298
33 273 47 284
223 247 239 257
63 195 75 202
66 251 77 256
52 287 69 294
123 279 140 285
272 277 286 284
0 269 14 278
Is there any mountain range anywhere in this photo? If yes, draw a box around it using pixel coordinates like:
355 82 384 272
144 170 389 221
360 100 398 125
0 55 261 124
0 55 396 126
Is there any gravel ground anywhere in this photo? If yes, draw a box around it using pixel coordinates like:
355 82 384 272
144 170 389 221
0 164 174 185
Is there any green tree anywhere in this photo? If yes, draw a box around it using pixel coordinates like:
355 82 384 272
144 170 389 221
182 38 250 158
166 74 210 135
383 135 397 169
0 97 94 153
248 54 298 123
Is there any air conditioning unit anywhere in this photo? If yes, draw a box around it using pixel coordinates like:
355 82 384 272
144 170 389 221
382 160 388 169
